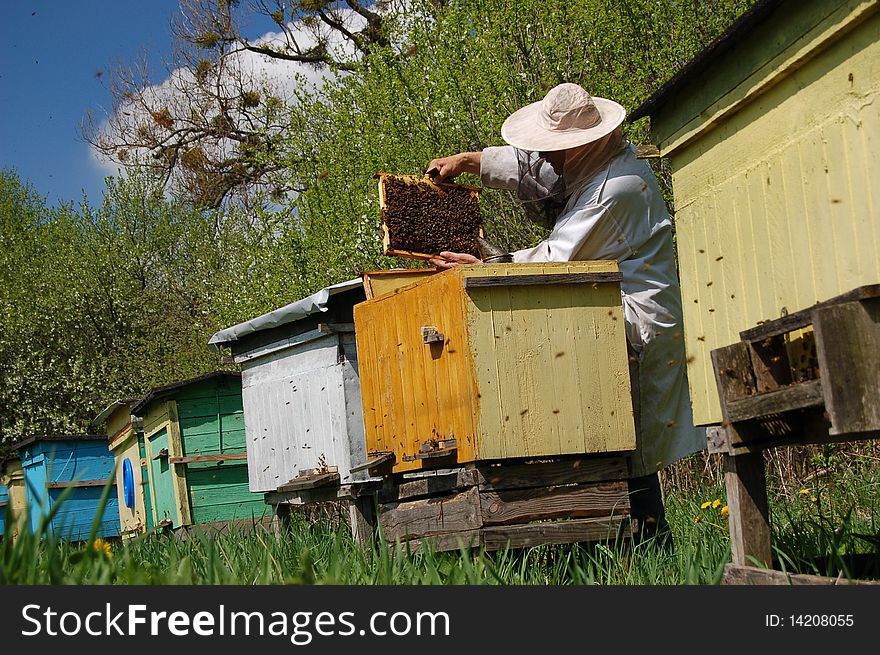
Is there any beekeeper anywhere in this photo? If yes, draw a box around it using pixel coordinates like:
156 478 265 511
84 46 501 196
426 83 705 545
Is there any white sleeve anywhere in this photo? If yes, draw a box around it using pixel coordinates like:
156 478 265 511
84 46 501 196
512 193 634 263
480 146 560 201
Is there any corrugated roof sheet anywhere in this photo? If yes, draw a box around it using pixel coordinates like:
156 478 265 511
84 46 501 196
207 278 363 351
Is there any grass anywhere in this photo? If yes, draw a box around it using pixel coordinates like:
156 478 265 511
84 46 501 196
1 450 877 585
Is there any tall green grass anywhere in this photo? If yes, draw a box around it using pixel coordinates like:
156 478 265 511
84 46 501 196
1 453 876 585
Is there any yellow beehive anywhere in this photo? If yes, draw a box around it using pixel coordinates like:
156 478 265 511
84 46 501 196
631 0 880 425
354 261 635 473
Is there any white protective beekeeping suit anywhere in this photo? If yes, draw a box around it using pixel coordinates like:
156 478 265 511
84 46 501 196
479 139 705 476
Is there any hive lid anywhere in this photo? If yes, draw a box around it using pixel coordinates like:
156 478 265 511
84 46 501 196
208 278 363 350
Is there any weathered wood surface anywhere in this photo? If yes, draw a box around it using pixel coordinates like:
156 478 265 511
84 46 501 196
474 456 628 491
463 272 622 288
724 379 824 423
169 453 248 465
379 469 479 503
318 322 356 334
739 284 880 342
711 342 756 404
813 299 880 435
481 516 628 550
722 564 880 586
480 481 629 526
349 496 377 546
265 480 382 506
725 452 771 568
748 335 791 392
401 516 629 553
379 486 481 543
349 451 394 475
166 401 193 527
276 472 340 493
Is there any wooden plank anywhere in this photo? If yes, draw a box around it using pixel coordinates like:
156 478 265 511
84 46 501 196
379 486 481 542
813 299 880 435
481 516 628 550
169 453 248 464
166 401 193 527
748 335 792 392
349 496 376 547
711 341 757 405
349 451 395 475
475 456 628 491
398 529 483 553
480 481 629 526
722 564 880 586
725 379 824 422
276 472 340 493
46 478 113 489
463 272 623 288
379 469 479 503
317 322 356 334
724 452 771 568
739 284 880 342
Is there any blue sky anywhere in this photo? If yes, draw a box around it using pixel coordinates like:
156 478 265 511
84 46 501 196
0 0 182 207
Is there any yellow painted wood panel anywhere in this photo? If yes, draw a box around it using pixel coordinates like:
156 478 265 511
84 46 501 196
355 269 478 473
362 269 437 299
468 272 634 460
112 433 146 533
166 401 193 527
669 11 880 424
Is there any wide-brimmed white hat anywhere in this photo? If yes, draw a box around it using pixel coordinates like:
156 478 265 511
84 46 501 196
501 83 626 152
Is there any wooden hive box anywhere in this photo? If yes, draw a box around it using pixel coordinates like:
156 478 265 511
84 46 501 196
354 261 636 474
377 173 483 261
93 399 153 537
208 280 371 495
131 372 268 529
11 435 119 541
631 0 880 426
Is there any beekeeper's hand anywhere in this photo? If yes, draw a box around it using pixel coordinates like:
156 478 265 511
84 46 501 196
429 251 482 270
425 152 482 183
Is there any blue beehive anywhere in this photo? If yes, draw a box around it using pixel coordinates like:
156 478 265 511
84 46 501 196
12 435 120 541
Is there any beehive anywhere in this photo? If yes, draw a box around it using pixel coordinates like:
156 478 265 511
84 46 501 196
377 173 482 260
11 435 119 541
631 0 880 425
208 279 369 494
132 372 267 528
354 261 636 473
93 399 153 537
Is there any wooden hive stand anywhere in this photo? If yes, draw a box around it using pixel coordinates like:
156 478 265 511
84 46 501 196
355 455 633 553
709 284 880 584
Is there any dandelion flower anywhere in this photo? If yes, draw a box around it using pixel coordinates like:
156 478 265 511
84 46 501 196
700 501 712 509
721 505 729 517
810 496 818 503
92 538 112 558
799 489 809 495
694 515 702 524
712 499 722 509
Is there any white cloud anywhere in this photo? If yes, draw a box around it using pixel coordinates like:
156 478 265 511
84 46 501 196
88 9 369 191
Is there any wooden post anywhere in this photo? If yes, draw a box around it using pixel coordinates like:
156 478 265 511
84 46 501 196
166 401 193 527
724 451 771 568
272 503 291 538
349 495 377 547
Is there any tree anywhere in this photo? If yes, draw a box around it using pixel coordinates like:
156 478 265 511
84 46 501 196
83 0 406 208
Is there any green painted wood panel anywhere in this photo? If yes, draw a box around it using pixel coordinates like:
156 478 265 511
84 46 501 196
186 464 267 524
147 428 178 526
